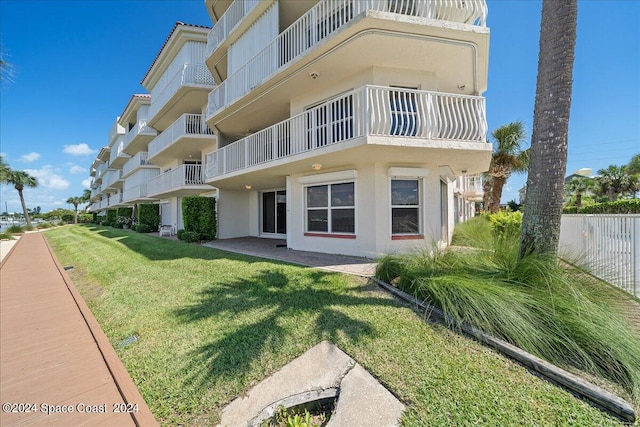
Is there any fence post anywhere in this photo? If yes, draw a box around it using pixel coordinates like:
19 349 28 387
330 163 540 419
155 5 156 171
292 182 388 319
634 216 639 297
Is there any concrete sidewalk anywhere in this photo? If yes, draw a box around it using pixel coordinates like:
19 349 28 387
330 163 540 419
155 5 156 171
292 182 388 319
0 232 157 426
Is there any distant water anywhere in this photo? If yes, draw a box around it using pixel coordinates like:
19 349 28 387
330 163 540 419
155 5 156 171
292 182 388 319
0 222 25 232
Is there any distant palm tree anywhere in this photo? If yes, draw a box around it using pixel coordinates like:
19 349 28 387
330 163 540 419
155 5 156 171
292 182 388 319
519 0 577 259
565 177 594 208
596 165 638 201
66 196 85 224
6 170 38 227
487 122 529 213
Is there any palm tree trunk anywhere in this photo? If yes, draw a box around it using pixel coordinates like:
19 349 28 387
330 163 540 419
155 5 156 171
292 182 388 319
18 189 32 227
575 191 582 209
74 205 79 224
519 0 577 259
482 179 491 212
490 177 505 214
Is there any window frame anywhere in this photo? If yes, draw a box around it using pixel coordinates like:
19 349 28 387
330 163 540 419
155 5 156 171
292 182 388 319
304 180 356 238
390 177 423 239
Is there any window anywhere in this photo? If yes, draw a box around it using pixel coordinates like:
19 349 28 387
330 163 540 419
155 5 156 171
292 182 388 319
390 88 418 136
391 179 420 234
306 182 355 234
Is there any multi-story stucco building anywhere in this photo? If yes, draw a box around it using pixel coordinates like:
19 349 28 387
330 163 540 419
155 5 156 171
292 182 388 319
89 0 489 258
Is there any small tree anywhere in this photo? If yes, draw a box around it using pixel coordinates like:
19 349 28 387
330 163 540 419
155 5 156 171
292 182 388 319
6 170 38 227
66 196 84 224
487 122 529 213
565 177 594 209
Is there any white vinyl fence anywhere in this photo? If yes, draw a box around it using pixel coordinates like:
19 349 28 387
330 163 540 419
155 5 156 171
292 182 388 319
559 215 639 297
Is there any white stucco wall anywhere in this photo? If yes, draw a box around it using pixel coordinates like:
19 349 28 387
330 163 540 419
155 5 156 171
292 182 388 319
217 189 252 239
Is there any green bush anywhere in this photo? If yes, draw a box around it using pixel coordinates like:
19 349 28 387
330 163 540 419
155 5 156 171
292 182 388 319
489 211 523 241
138 204 160 230
576 199 640 214
36 222 52 229
92 213 98 223
78 213 93 223
117 207 133 218
113 223 124 229
178 231 201 243
6 225 24 233
135 224 154 233
99 220 110 226
106 210 117 225
562 206 579 214
176 229 186 240
182 196 216 240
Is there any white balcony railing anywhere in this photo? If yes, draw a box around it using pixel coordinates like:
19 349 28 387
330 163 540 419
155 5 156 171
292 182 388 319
122 152 154 178
124 119 157 151
207 0 487 118
147 164 206 196
109 137 130 164
148 114 214 159
122 184 149 202
109 121 125 144
148 64 215 122
95 163 108 180
108 191 123 207
456 174 483 196
207 0 261 56
103 169 123 188
205 85 486 179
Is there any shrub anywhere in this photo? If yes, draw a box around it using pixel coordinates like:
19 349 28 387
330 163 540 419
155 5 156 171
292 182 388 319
562 206 578 214
138 204 160 230
0 232 14 240
117 207 133 218
489 211 522 241
176 229 186 240
78 213 93 224
182 196 216 240
117 216 133 227
106 210 117 225
113 223 124 229
578 199 640 214
6 225 24 233
36 222 52 229
178 231 201 243
99 220 110 226
135 224 154 233
92 213 98 223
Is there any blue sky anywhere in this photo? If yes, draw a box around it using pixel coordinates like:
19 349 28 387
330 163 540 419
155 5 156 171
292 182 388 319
0 0 638 214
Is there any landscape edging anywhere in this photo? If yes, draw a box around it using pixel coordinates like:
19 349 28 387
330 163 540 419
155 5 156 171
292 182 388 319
371 277 637 423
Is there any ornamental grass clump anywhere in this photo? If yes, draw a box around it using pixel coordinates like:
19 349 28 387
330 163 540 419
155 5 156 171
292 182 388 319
377 215 640 407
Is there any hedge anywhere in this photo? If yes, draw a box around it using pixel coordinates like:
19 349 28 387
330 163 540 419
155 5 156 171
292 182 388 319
563 199 640 214
138 204 160 230
117 207 133 219
182 196 217 240
106 209 117 225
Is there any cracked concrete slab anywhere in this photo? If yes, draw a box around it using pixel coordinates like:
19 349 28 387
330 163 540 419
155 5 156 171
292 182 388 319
217 341 404 427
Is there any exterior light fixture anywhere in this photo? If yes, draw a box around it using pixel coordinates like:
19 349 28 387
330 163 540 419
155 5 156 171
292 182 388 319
245 184 252 190
457 84 466 90
312 164 322 171
309 71 320 79
461 169 468 174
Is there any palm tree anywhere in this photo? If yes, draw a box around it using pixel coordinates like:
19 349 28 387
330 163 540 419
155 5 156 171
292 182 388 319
565 177 593 209
487 122 529 214
66 196 85 224
6 170 38 227
519 0 578 259
595 165 637 201
0 155 11 182
482 173 492 212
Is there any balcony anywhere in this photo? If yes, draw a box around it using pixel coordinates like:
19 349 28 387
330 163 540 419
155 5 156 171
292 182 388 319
122 152 158 178
109 121 125 144
206 0 487 119
123 119 157 155
122 184 155 204
147 164 214 199
148 114 215 164
107 191 124 207
94 163 108 183
147 64 215 129
206 0 261 56
456 174 484 202
205 85 487 183
109 137 131 169
103 169 124 190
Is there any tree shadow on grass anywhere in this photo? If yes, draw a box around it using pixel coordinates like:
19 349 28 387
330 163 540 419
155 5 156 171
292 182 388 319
77 224 270 263
173 268 396 388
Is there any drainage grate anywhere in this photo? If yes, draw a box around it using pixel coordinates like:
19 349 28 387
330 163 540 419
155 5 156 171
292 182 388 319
116 335 139 348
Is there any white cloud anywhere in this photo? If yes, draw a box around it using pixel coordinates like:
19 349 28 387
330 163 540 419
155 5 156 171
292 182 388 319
19 152 41 163
25 165 70 190
63 143 96 156
81 178 92 189
70 165 87 174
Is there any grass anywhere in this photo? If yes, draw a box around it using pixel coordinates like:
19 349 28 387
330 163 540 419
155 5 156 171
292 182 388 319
378 216 640 410
44 225 633 426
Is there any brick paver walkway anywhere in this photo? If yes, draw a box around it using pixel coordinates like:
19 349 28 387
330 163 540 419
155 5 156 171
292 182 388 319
0 232 157 426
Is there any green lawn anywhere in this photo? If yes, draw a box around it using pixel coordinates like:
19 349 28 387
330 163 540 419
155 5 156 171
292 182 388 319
45 225 628 426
